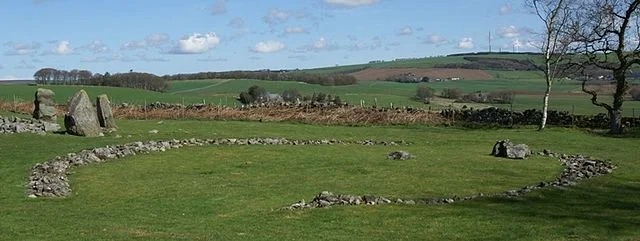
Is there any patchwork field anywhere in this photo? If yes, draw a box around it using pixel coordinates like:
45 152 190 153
1 116 639 240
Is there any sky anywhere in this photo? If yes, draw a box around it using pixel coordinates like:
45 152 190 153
0 0 541 80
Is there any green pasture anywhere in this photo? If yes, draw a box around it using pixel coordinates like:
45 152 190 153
301 53 546 75
2 77 640 116
0 118 639 240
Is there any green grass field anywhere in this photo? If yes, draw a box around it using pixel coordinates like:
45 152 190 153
1 118 639 240
2 78 640 116
3 76 640 117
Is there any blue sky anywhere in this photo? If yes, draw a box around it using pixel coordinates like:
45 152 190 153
0 0 539 79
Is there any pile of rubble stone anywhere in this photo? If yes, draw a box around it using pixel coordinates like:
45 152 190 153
0 116 60 134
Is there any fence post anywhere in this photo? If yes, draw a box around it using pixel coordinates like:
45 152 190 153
13 94 17 112
144 99 147 120
572 105 576 126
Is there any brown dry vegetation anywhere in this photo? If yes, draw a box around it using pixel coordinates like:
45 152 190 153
348 68 494 81
114 105 446 125
0 100 446 125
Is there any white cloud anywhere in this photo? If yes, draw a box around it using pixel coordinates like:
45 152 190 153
52 41 73 55
210 0 227 15
170 32 220 54
228 17 245 28
122 33 170 50
298 37 340 52
263 9 291 25
397 25 413 36
4 41 41 56
313 37 328 49
500 3 512 15
497 25 520 38
198 56 228 62
457 37 474 49
288 55 309 61
284 26 307 35
252 41 285 53
85 40 110 53
81 54 135 63
137 54 169 62
423 34 449 45
145 33 170 46
121 40 147 50
323 0 380 8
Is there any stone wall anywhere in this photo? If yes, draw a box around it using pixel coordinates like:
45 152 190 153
441 107 640 128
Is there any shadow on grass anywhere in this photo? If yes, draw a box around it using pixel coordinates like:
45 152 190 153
467 177 640 236
587 127 640 139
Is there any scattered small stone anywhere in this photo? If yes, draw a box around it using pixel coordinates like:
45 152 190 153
149 129 159 134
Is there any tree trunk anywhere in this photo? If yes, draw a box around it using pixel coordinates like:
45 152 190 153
609 109 623 134
610 68 628 134
539 82 551 131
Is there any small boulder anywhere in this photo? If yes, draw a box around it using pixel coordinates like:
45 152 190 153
96 94 117 129
387 150 414 160
32 88 57 122
64 90 102 137
492 140 530 159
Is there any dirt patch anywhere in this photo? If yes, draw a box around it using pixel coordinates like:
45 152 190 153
348 68 494 81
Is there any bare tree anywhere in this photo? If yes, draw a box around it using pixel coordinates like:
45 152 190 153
571 0 640 134
527 0 573 130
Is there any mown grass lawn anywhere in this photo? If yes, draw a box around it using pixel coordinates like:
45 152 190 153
1 118 639 240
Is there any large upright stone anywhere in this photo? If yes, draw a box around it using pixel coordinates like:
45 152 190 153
64 90 102 137
32 88 57 122
96 94 117 129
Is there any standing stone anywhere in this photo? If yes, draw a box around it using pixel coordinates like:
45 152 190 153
64 90 102 137
32 88 57 122
96 94 117 129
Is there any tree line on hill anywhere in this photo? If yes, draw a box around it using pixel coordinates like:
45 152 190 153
33 68 169 92
162 70 357 86
238 85 343 105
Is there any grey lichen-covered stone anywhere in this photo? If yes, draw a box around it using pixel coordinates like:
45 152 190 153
64 90 102 137
32 88 57 122
492 139 530 159
96 94 117 129
507 144 531 159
